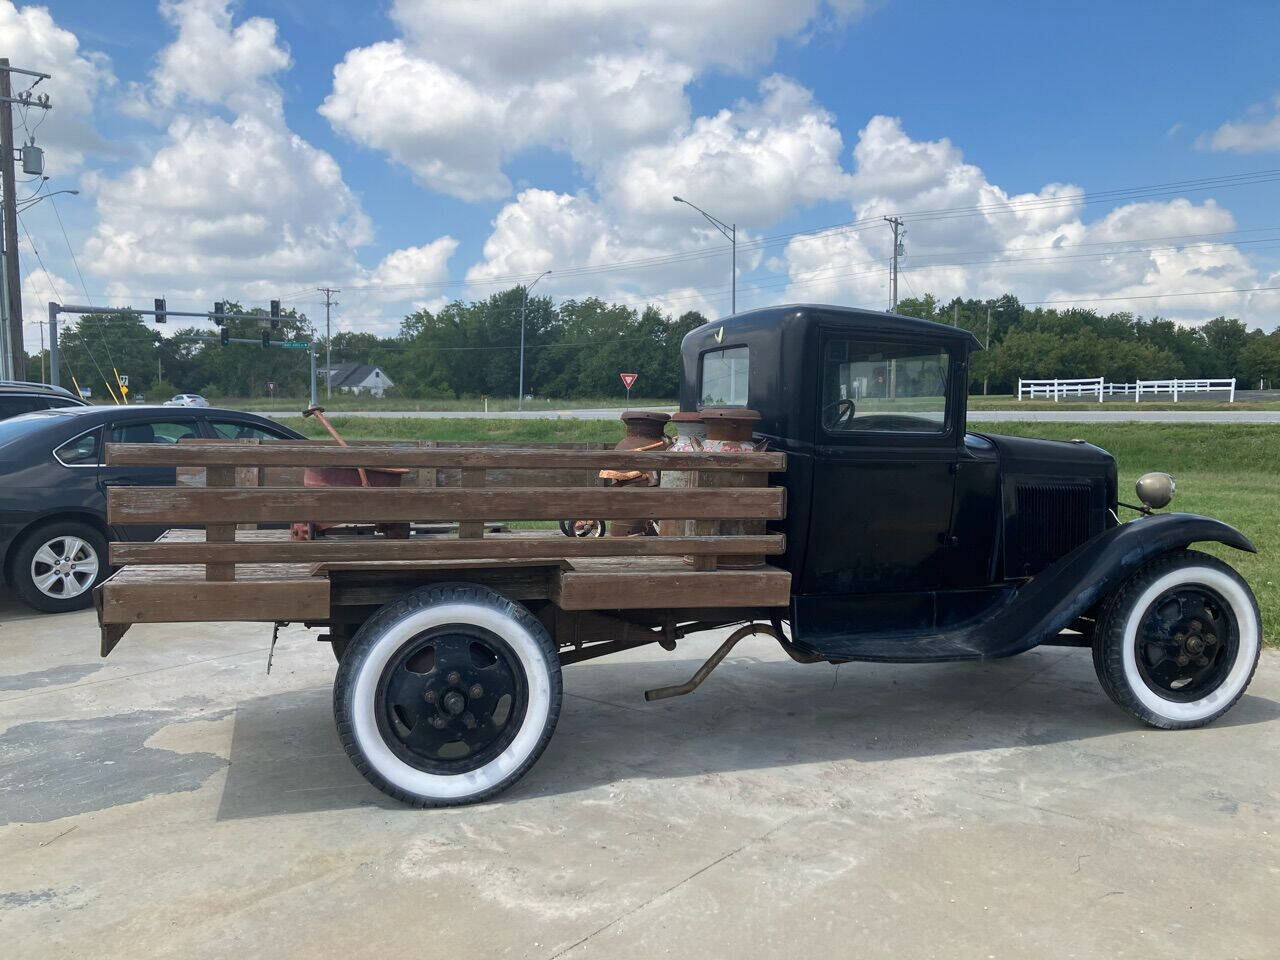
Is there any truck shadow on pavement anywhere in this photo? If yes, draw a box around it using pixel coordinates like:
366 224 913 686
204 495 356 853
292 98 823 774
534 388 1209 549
213 647 1280 820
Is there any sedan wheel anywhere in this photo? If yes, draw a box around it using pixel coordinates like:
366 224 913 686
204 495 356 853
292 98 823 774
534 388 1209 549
11 521 108 613
31 535 100 600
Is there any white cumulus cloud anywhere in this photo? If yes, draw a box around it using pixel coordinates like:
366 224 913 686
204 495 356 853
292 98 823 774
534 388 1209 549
0 0 115 171
780 116 1271 326
463 76 854 316
74 0 453 332
1200 93 1280 154
137 0 291 117
321 0 867 201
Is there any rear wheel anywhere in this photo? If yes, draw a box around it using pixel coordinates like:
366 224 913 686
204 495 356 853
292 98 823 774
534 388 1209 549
334 582 562 807
1093 550 1260 729
10 521 107 613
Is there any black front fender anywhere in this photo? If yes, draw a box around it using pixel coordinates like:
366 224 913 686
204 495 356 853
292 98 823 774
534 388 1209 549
794 513 1255 663
980 512 1255 659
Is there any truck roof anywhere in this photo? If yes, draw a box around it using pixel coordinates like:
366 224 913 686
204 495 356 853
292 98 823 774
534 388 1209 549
685 303 983 350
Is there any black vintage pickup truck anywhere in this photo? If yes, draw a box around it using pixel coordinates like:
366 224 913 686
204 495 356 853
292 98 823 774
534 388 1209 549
97 304 1261 808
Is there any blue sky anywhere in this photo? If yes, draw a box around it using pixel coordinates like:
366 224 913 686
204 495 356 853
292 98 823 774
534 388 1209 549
8 0 1280 335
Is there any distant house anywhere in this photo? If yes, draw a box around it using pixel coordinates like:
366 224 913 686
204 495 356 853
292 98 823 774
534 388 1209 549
320 362 394 398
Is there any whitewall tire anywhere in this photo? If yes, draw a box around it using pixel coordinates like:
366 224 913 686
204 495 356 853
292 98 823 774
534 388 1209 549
1093 550 1260 729
334 583 562 807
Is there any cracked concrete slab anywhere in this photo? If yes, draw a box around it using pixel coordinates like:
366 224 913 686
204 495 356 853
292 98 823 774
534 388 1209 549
1 601 1277 959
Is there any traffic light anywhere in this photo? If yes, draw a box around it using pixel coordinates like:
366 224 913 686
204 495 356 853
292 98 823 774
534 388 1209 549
261 329 270 348
213 301 224 325
220 327 229 346
154 298 167 324
270 299 281 330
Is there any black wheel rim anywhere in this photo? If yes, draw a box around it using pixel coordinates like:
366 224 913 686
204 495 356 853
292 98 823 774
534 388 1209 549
1135 585 1239 702
375 626 528 774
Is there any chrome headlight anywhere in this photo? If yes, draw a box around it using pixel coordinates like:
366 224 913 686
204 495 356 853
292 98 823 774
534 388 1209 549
1135 472 1176 509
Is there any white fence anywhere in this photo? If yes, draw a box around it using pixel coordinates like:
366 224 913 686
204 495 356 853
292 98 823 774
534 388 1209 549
1018 377 1236 403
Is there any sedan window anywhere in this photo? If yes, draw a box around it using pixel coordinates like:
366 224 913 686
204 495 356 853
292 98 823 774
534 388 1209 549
209 419 291 441
54 429 101 466
109 420 201 444
0 396 48 420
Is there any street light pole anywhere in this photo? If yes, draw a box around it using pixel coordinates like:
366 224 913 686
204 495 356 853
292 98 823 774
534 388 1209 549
673 196 736 314
518 269 551 411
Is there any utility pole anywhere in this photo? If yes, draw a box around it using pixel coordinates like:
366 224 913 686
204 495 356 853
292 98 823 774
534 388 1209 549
518 270 551 411
984 305 992 395
0 60 52 379
883 216 905 312
318 287 339 398
309 342 318 407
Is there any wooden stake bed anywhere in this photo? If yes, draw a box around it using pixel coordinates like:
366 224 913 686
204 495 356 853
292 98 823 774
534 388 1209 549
96 440 791 655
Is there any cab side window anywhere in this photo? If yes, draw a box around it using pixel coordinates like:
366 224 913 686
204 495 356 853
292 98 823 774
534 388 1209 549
822 340 951 434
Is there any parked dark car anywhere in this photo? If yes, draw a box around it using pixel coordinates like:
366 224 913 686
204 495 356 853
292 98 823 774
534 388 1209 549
0 405 304 612
0 381 88 420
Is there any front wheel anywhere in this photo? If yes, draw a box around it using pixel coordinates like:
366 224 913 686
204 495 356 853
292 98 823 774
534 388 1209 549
334 582 562 807
1093 549 1261 729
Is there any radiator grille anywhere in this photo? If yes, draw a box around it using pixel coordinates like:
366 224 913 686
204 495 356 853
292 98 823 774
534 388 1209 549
1008 481 1095 577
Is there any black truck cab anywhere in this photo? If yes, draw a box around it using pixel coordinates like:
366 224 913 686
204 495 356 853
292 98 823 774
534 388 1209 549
679 305 1256 672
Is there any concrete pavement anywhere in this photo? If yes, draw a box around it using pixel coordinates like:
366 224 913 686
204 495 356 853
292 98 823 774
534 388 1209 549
2 600 1278 959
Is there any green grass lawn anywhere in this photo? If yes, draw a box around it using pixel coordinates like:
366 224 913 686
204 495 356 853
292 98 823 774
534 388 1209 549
230 391 1279 413
277 415 1278 643
967 394 1280 411
231 395 674 413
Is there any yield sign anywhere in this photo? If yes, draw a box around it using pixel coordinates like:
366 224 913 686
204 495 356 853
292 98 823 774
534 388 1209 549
620 372 638 390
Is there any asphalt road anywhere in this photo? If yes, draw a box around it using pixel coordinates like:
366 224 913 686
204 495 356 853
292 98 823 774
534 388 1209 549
3 599 1278 959
328 407 1280 423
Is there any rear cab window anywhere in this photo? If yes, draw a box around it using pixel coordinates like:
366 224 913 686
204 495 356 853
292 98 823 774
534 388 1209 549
699 346 749 407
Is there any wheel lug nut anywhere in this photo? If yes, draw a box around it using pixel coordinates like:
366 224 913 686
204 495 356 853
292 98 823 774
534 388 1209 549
424 689 437 703
1176 654 1190 666
462 713 476 729
447 671 461 686
469 684 483 699
430 716 446 729
1205 634 1217 645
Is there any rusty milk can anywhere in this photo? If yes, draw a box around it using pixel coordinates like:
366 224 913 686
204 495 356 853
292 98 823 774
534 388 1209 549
695 407 764 567
658 411 706 538
602 410 670 537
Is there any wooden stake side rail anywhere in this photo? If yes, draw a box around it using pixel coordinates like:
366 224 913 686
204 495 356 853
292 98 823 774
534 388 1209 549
111 533 785 565
97 440 792 644
105 442 786 473
108 486 786 525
